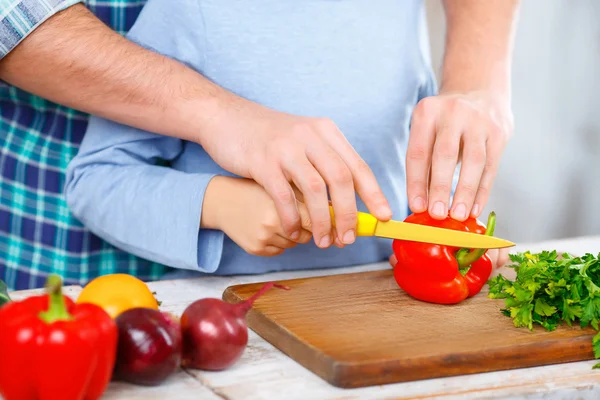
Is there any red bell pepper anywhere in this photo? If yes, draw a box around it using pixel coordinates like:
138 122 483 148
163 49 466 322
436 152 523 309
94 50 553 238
0 274 118 400
392 211 496 304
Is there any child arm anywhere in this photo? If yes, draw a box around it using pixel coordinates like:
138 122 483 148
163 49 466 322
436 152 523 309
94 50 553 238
64 0 225 271
64 116 225 271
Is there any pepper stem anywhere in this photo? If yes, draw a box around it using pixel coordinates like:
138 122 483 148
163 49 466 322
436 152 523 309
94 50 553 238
456 212 496 269
38 274 73 323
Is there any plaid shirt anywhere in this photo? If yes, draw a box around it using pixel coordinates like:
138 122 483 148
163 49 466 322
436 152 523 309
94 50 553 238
0 0 168 290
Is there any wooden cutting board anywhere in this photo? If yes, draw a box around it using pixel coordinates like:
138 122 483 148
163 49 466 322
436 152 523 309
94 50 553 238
222 268 597 389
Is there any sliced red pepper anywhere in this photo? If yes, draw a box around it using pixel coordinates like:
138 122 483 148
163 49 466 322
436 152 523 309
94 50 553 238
392 211 496 304
0 274 118 400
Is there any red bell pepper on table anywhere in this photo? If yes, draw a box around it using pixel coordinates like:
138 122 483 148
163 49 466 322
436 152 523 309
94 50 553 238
392 211 496 304
0 274 118 400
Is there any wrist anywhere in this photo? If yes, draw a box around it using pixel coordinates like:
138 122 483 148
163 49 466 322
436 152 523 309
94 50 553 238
200 176 231 230
439 63 511 99
164 73 227 146
178 79 251 147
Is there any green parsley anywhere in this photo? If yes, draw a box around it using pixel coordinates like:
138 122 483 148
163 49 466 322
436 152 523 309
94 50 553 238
487 250 600 368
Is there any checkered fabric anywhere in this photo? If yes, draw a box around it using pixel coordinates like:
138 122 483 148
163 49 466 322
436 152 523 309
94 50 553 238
0 0 169 290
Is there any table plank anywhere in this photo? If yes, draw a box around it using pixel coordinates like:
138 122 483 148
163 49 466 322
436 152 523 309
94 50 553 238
102 370 221 400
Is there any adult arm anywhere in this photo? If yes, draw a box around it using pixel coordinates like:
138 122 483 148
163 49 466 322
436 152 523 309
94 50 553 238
0 1 392 249
406 0 519 221
0 3 213 143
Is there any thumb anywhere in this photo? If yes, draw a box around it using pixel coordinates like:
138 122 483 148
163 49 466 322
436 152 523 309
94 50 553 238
297 201 312 232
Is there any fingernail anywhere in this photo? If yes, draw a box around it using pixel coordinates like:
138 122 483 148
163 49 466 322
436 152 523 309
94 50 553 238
413 197 426 211
319 235 331 248
290 231 300 240
432 201 446 217
453 203 466 220
472 204 480 217
342 230 355 244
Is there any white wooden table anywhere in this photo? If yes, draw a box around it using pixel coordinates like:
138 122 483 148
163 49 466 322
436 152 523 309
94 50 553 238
8 236 600 399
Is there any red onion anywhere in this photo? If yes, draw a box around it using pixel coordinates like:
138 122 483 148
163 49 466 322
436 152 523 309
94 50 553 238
180 282 288 370
113 308 182 385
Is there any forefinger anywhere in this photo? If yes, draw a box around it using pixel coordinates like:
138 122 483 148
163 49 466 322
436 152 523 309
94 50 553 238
306 141 358 245
319 121 392 222
285 156 333 248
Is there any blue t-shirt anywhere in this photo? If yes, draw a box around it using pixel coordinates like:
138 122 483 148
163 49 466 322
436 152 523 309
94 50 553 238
64 0 440 279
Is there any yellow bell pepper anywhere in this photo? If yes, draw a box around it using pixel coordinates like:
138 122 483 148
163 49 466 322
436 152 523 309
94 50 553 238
76 274 159 319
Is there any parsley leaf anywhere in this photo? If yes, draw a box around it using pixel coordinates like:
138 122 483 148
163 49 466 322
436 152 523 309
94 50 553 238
488 251 600 369
534 298 556 317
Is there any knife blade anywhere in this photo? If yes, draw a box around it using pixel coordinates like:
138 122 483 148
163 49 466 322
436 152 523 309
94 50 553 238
329 207 514 249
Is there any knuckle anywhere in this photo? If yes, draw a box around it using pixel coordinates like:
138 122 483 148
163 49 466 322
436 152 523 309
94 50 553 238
316 118 337 131
256 229 272 242
444 97 461 112
406 180 427 193
456 183 478 198
464 148 486 165
336 210 358 226
263 218 279 231
246 244 264 256
484 157 497 171
431 182 452 194
290 121 313 138
354 159 373 176
406 145 428 162
331 164 353 185
272 186 295 205
281 218 299 234
306 176 326 194
413 97 435 119
446 97 468 112
314 218 331 234
487 121 503 138
477 184 490 197
435 145 458 162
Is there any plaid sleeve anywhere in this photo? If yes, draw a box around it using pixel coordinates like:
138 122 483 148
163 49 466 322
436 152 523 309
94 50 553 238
0 0 84 59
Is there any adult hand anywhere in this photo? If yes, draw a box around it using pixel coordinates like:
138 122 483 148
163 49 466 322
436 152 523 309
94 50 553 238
405 90 513 221
199 93 393 249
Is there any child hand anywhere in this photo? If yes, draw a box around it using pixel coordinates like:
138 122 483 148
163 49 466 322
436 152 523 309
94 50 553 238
201 176 313 256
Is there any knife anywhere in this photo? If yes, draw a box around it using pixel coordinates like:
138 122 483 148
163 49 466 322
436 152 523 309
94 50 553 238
328 206 514 249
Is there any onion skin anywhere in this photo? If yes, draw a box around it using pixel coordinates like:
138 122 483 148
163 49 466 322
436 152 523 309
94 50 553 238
181 298 249 370
113 308 182 386
181 282 288 371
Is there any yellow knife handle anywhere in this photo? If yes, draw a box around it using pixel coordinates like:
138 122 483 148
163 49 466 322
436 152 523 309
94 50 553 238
328 205 378 236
